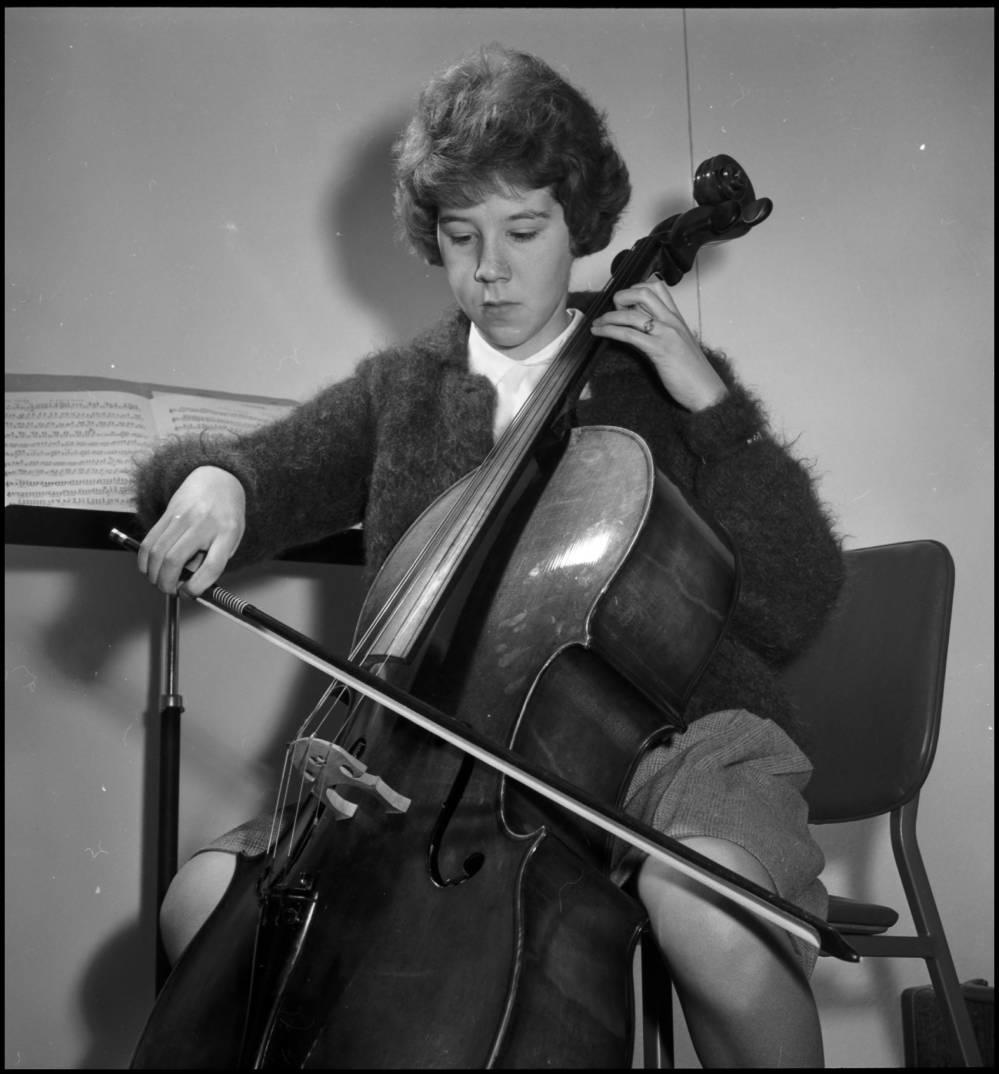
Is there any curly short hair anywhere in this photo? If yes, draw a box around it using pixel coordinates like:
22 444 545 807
393 45 631 265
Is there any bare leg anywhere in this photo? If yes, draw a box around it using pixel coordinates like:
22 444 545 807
159 850 237 965
636 836 824 1068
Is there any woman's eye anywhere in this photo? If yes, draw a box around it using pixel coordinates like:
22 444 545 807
446 233 473 246
510 231 538 243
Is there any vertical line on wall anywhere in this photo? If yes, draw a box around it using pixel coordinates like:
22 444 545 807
681 9 703 339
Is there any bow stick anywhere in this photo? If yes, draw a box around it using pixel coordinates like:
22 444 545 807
111 527 858 962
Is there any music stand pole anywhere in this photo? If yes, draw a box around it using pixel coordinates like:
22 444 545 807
155 592 183 991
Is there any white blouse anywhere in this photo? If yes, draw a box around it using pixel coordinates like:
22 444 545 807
467 309 582 438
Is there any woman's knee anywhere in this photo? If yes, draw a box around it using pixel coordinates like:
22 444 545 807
635 837 793 974
159 850 237 964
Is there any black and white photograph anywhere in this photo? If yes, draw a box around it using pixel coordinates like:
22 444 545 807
5 7 993 1068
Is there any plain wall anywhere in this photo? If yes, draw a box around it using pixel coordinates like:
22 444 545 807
4 7 993 1068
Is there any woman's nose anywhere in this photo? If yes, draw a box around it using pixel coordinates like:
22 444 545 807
474 244 510 282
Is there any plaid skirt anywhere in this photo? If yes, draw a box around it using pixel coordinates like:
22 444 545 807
610 708 827 974
197 708 826 973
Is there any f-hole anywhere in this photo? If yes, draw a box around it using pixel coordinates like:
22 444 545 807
427 754 485 886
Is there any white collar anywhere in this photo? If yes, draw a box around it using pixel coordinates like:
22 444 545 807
468 309 581 385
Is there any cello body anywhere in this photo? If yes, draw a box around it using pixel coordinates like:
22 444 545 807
130 425 736 1069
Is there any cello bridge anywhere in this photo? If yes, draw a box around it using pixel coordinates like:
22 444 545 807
289 737 411 821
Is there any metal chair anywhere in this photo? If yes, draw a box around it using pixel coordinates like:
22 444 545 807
639 540 983 1067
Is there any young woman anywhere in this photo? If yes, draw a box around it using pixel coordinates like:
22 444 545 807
134 45 843 1068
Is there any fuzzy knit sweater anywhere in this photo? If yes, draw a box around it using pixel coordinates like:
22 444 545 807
133 297 844 749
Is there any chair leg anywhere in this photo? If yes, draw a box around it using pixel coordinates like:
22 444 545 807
639 928 674 1069
893 801 984 1067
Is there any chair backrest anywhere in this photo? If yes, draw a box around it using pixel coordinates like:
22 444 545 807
779 540 955 824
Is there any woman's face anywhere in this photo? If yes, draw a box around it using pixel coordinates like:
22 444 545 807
436 186 575 362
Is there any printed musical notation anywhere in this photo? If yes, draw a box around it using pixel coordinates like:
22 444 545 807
5 375 295 513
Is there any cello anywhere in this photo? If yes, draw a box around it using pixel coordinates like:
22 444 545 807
122 155 856 1069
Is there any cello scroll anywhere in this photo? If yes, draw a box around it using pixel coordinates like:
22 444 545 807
612 153 773 284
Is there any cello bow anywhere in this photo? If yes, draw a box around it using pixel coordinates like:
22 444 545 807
111 527 857 964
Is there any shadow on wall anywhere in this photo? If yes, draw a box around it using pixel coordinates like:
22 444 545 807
11 545 366 1067
78 915 157 1069
30 546 363 780
320 111 453 346
5 545 167 1068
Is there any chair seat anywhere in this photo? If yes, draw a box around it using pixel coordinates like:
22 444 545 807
827 894 900 935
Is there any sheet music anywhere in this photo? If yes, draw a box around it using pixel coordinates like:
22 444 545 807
148 391 293 439
5 384 294 512
5 391 156 511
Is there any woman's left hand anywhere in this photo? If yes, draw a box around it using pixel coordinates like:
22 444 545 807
590 275 727 412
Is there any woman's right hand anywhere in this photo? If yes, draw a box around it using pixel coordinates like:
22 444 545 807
137 465 246 596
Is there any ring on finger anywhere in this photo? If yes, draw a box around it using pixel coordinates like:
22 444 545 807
641 317 655 334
